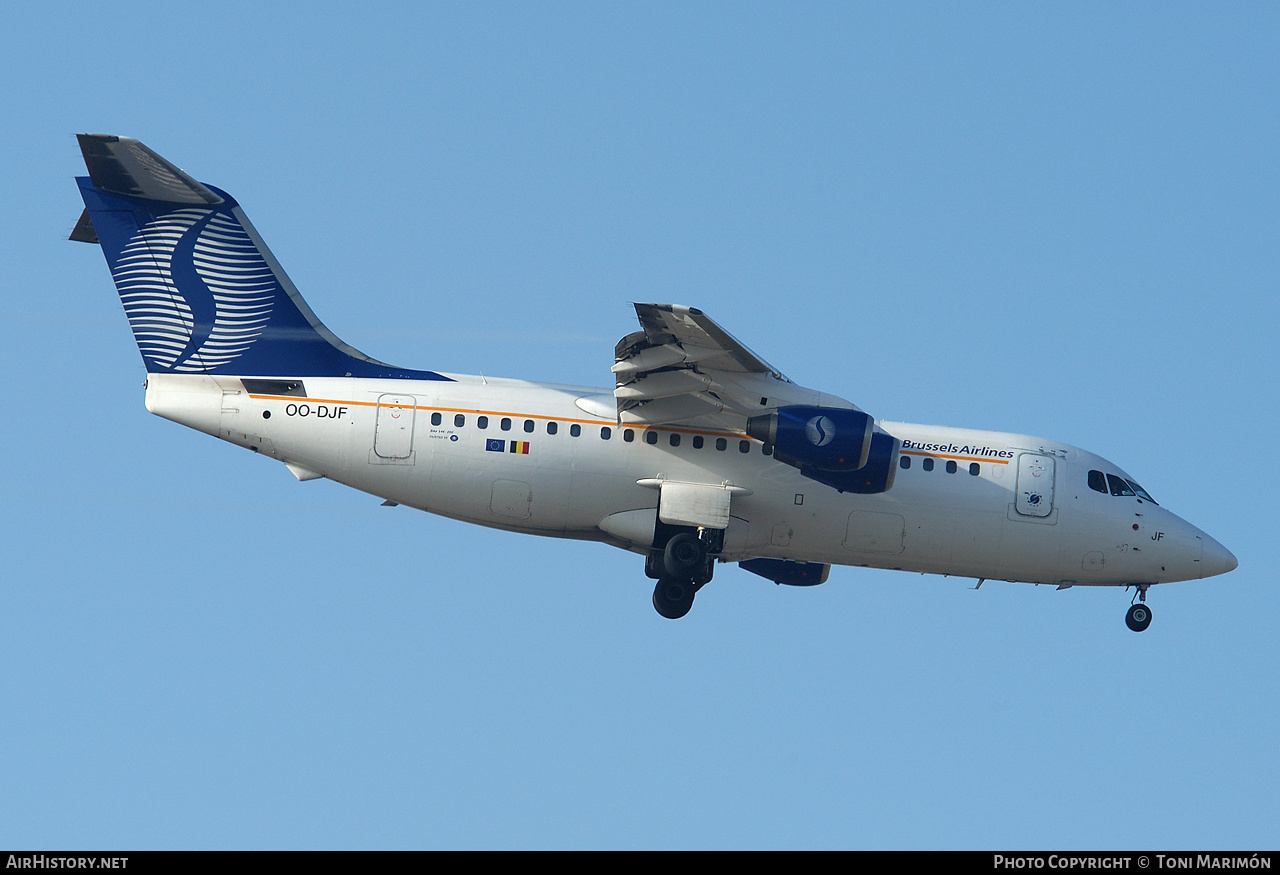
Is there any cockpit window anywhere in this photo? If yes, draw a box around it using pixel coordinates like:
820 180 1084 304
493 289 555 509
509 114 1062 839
1090 468 1157 503
1126 480 1158 505
1106 473 1136 497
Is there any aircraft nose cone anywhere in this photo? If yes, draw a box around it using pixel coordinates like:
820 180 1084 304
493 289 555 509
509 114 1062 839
1201 536 1238 578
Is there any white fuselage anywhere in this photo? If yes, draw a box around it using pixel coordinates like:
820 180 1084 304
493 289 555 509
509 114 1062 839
145 371 1231 589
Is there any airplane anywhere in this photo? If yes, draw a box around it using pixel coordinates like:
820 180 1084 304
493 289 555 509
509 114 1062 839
70 134 1238 631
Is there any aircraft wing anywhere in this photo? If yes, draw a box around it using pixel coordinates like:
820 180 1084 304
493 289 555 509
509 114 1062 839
612 304 801 427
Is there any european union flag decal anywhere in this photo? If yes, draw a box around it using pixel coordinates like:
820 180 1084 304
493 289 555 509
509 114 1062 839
486 439 506 453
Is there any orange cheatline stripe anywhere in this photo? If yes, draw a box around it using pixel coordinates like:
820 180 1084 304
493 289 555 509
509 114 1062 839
246 394 1004 457
246 394 754 439
901 450 1010 465
248 394 379 407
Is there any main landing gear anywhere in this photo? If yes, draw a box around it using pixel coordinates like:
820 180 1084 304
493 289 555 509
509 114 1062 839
649 531 716 620
1125 584 1153 633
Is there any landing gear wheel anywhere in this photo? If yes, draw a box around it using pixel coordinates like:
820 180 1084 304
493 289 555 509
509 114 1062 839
663 532 706 579
1126 603 1153 633
652 578 695 620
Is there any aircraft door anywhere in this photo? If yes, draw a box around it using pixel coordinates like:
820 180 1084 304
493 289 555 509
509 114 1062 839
1015 453 1055 517
374 394 416 460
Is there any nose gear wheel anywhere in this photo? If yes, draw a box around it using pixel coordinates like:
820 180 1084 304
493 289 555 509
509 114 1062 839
1124 584 1153 632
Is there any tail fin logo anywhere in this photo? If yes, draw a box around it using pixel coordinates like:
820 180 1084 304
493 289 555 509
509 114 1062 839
111 208 274 373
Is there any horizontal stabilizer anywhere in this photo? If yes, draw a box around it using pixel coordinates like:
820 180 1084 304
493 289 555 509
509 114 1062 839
77 135 221 204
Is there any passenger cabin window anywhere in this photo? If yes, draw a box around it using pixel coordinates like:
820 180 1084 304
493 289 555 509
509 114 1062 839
946 460 957 474
477 416 488 429
623 428 634 442
922 458 934 472
601 427 612 440
645 431 658 445
716 438 727 451
739 440 750 453
501 418 512 431
900 456 911 469
570 424 581 437
454 414 465 427
524 419 534 433
969 463 980 476
692 436 704 449
670 434 681 447
1088 470 1108 494
431 412 442 426
547 421 558 435
1106 473 1136 497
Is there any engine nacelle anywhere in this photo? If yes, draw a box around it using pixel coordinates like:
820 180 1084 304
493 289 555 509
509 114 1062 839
799 430 901 494
739 558 830 587
746 406 873 471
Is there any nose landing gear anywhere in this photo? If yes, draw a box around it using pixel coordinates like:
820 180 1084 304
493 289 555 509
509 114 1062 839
1125 584 1153 632
649 530 717 619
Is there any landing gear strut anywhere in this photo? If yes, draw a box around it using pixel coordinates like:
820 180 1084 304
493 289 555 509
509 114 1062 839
1125 585 1153 633
649 530 717 619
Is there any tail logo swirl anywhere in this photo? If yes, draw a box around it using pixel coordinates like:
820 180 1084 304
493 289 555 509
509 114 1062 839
110 208 275 372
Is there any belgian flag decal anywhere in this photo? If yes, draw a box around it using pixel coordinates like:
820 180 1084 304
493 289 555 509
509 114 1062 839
509 441 530 455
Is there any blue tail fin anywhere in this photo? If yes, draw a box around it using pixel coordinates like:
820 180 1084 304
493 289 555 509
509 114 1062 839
72 134 448 381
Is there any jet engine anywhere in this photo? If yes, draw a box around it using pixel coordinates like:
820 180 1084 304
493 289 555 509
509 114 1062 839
746 406 874 471
739 558 831 586
799 430 901 494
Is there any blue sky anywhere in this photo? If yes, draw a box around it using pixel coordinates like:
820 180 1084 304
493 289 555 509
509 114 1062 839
2 2 1277 849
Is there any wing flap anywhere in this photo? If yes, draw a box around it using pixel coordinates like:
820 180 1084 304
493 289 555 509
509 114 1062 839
613 304 793 427
614 368 713 402
618 394 724 426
